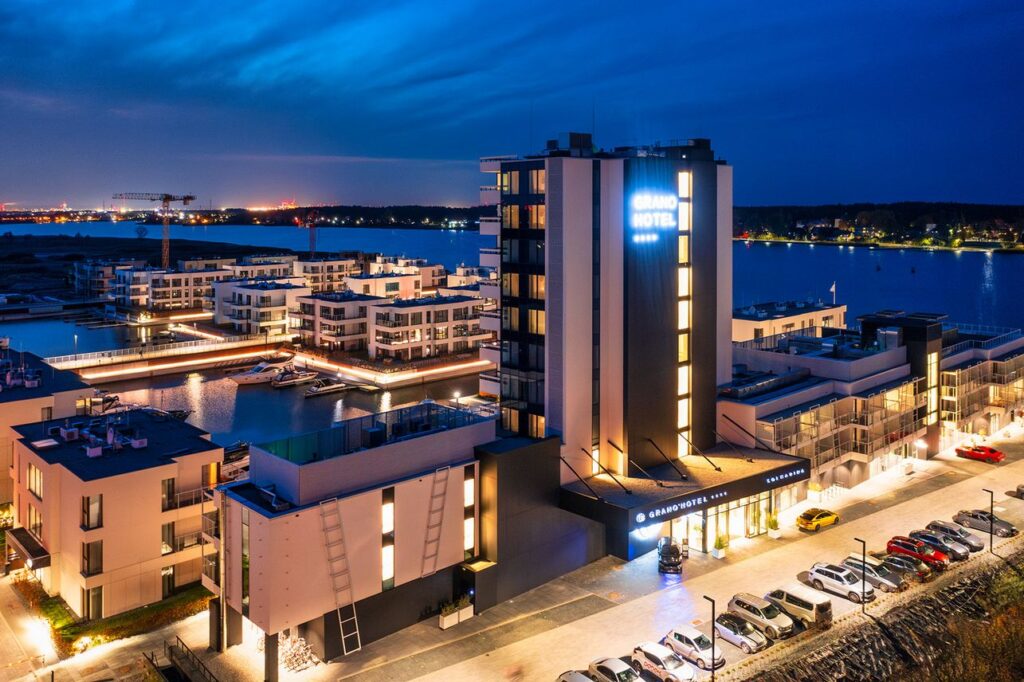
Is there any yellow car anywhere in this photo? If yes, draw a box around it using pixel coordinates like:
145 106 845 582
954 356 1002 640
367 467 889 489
797 508 839 532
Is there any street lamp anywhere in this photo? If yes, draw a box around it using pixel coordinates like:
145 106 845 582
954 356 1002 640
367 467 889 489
73 334 78 355
703 595 716 682
453 391 461 410
854 537 867 614
983 488 995 554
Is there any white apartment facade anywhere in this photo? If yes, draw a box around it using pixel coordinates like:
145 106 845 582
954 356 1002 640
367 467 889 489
115 267 230 311
292 256 363 293
732 299 847 342
369 295 490 361
342 273 421 300
72 260 146 299
292 291 382 352
212 280 311 336
368 256 446 290
7 409 222 620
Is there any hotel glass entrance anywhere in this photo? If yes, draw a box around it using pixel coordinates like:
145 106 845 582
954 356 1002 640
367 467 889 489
669 492 770 553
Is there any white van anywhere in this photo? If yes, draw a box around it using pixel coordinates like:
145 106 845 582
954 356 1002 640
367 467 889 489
764 582 833 630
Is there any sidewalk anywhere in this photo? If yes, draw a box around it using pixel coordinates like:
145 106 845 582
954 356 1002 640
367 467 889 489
0 576 53 682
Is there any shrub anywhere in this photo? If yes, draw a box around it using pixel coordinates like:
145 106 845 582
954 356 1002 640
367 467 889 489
767 513 779 531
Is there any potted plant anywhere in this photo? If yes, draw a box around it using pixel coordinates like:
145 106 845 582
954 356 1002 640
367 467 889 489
456 593 474 623
438 601 459 630
711 535 727 559
767 513 782 539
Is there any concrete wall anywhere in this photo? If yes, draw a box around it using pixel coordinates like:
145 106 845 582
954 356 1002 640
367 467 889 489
733 306 848 343
599 159 626 474
733 345 907 383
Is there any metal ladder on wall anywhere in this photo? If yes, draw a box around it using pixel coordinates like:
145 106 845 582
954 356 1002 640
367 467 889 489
318 499 362 655
421 466 450 577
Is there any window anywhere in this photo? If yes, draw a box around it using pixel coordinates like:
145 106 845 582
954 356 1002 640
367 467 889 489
385 282 400 294
81 586 102 621
27 503 42 540
160 477 175 511
81 540 103 576
502 205 520 229
678 333 689 363
678 235 690 264
463 466 476 559
40 406 53 421
677 266 690 297
502 272 519 297
381 487 395 590
528 309 546 335
241 507 250 616
162 521 175 555
528 274 546 300
753 328 764 340
677 171 691 199
162 566 175 599
27 462 42 499
528 413 546 438
527 204 546 229
678 301 690 331
677 366 690 397
529 168 546 194
81 494 102 530
502 406 520 433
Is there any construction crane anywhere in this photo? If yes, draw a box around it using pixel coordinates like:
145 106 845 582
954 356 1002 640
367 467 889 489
113 192 196 269
294 208 319 258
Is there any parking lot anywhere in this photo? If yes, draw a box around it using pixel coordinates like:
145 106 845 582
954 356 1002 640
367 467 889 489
419 430 1024 682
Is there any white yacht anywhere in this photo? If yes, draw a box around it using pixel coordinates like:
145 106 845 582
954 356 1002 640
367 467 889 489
229 357 293 385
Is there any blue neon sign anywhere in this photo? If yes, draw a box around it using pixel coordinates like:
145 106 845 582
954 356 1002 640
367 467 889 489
630 192 677 243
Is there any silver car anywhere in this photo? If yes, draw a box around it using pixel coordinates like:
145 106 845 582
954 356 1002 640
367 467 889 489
808 562 875 603
664 624 726 670
842 554 907 593
714 612 768 654
926 520 984 552
588 657 640 682
910 529 970 561
953 509 1019 538
727 592 794 639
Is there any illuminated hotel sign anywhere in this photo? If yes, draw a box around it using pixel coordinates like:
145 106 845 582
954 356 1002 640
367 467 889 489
630 192 678 243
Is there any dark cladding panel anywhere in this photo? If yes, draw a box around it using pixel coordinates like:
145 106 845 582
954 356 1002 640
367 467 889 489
688 159 720 452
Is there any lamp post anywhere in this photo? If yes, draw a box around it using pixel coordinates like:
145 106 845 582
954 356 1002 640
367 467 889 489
453 391 461 410
854 537 867 614
983 488 995 554
703 595 716 682
73 334 78 355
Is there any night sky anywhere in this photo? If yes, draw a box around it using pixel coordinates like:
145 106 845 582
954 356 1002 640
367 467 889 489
1 1 1021 208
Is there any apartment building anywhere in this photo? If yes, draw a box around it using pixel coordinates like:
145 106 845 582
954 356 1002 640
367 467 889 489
445 264 496 288
177 257 237 272
114 267 230 311
733 299 847 342
292 290 382 352
342 273 421 299
71 259 146 299
0 350 93 506
212 280 311 336
292 256 363 293
6 409 222 620
206 402 604 681
368 255 446 290
370 295 490 362
718 311 1024 501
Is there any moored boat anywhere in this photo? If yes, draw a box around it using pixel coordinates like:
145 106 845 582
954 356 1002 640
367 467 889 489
271 368 319 388
304 377 351 398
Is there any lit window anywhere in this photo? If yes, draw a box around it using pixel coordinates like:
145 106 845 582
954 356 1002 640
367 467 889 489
381 544 395 582
463 517 475 552
678 236 690 265
463 478 474 508
677 398 690 429
678 204 691 232
381 502 394 534
678 431 691 458
677 366 690 397
678 266 690 297
678 301 690 331
678 333 690 363
677 172 691 199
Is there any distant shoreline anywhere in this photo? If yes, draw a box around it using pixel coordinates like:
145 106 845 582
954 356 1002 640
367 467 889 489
736 237 1024 254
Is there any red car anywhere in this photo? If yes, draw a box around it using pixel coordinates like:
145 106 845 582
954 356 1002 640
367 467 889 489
955 445 1004 464
887 536 950 571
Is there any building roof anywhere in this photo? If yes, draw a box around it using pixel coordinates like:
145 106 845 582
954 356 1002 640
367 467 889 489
14 409 216 481
0 351 90 404
300 290 384 303
733 299 845 321
373 295 477 309
345 272 418 280
234 281 308 291
442 283 482 292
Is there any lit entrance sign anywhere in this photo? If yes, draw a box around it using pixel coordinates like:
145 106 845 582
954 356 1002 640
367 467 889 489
631 192 677 242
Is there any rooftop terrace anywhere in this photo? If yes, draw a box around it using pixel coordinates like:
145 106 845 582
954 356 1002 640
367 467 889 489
259 401 494 465
734 299 844 321
734 327 884 360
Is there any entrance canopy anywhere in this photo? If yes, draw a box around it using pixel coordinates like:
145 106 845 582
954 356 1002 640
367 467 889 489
561 444 809 533
5 527 51 569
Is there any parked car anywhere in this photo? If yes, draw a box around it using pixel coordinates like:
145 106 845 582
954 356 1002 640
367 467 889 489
764 583 833 630
926 520 985 552
797 508 840 532
557 672 593 682
588 657 640 682
663 625 725 670
808 562 875 603
953 509 1019 538
842 554 908 593
909 529 970 561
887 536 950 570
876 552 934 583
727 592 795 639
658 536 683 574
713 613 769 654
955 445 1005 463
630 641 695 681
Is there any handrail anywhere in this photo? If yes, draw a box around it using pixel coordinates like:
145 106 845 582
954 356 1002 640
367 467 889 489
722 413 782 453
45 332 294 369
645 438 688 480
169 635 218 682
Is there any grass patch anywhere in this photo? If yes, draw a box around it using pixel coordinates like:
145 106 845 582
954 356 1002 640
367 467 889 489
12 574 211 659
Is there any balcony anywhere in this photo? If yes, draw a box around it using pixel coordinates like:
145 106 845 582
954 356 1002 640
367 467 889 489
480 155 517 173
479 281 500 301
480 216 501 237
480 185 500 206
201 511 219 540
479 371 500 397
480 247 501 270
202 555 219 587
163 486 209 512
480 310 501 333
480 341 500 365
161 530 202 556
